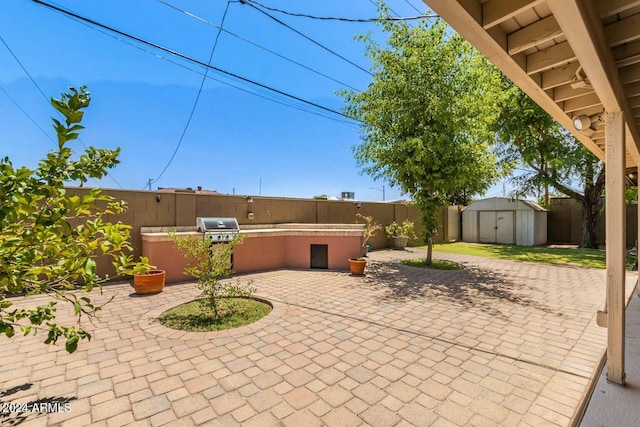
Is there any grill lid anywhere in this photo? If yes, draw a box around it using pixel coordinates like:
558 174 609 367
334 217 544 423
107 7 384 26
196 217 240 232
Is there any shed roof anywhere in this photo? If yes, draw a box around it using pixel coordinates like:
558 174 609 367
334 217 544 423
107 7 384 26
463 197 547 212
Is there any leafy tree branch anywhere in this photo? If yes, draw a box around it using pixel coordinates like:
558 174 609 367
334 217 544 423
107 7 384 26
0 86 149 352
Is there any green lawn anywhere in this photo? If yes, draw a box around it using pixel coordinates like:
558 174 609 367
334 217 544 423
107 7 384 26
419 242 635 269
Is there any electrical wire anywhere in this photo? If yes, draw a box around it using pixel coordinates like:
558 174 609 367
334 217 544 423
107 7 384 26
42 6 354 125
0 35 49 101
155 0 362 92
242 0 438 22
0 83 54 142
0 33 124 188
237 0 373 76
149 0 230 188
402 0 423 15
45 10 359 128
32 0 354 122
368 0 403 21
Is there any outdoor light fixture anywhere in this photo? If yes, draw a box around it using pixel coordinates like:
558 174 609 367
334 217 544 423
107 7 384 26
573 114 591 131
355 202 362 209
155 194 161 203
572 113 603 135
246 196 254 203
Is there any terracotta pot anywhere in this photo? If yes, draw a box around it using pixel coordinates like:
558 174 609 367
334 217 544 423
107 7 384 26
348 258 366 275
133 269 165 295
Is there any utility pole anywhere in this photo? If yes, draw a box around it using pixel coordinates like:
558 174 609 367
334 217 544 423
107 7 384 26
147 178 153 191
370 185 385 201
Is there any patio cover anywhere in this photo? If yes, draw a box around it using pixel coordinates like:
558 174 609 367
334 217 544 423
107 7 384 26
420 0 640 385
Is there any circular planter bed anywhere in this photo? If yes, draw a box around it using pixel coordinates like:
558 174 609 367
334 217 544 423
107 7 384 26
159 297 272 332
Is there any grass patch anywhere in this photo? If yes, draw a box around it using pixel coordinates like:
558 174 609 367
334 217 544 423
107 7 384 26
425 242 635 269
402 258 464 270
160 297 272 332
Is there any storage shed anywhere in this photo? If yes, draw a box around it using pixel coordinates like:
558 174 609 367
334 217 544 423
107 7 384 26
462 197 547 246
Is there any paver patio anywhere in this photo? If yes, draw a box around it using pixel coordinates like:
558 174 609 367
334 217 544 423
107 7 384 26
0 248 635 426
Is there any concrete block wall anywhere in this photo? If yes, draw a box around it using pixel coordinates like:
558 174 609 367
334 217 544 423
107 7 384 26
64 187 463 278
547 197 638 247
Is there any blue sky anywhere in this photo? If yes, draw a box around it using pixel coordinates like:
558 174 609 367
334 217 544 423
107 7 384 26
0 0 508 201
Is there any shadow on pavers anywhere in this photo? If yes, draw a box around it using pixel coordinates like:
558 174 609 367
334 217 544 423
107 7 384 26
363 260 559 320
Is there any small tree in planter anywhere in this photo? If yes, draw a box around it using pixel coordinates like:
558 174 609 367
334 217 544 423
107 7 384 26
385 219 417 249
170 233 254 318
356 213 382 256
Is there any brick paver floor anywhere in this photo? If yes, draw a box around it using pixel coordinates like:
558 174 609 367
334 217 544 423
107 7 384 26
0 248 635 426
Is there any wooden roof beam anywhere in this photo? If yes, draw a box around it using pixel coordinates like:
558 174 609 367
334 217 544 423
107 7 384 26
562 93 603 113
482 0 546 29
527 41 576 75
553 84 594 102
549 0 640 165
598 0 640 19
541 62 581 89
508 16 562 55
626 81 640 97
605 12 640 48
613 39 640 69
619 63 640 85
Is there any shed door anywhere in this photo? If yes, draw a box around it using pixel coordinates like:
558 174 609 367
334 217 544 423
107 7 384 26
496 211 515 244
479 211 496 243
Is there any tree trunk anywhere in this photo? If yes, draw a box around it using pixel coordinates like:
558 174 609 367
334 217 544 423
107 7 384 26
426 235 433 265
580 202 599 249
579 166 604 249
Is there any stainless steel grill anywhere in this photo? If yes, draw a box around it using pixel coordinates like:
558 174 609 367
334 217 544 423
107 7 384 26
196 217 240 243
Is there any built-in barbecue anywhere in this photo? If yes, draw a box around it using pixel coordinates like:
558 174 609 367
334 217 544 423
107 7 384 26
195 217 240 243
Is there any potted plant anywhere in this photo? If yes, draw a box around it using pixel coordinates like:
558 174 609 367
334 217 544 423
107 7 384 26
385 219 417 250
133 262 166 295
348 257 367 275
356 213 382 257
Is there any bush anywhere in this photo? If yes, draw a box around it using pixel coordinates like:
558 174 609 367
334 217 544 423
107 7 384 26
170 233 255 318
385 219 417 239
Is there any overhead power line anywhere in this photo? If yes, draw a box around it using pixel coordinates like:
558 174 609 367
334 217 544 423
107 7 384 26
0 84 54 142
155 0 361 92
0 35 49 101
402 0 424 15
243 0 438 22
41 5 355 127
149 0 231 188
0 33 124 188
237 0 374 76
32 0 354 123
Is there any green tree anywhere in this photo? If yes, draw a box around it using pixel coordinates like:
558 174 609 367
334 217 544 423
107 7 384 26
170 233 253 318
342 14 504 263
0 87 148 352
493 81 605 248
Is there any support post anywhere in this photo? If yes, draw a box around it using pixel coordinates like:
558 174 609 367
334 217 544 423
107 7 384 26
605 111 626 385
